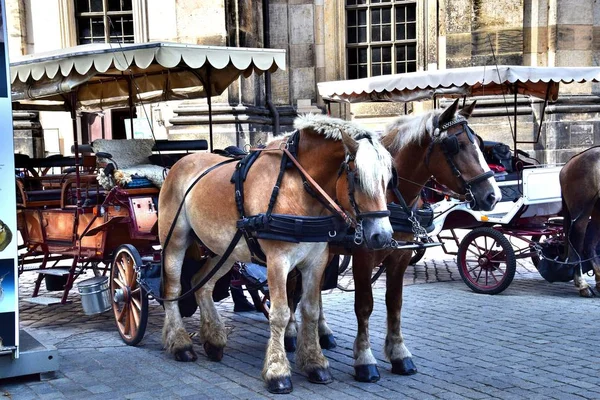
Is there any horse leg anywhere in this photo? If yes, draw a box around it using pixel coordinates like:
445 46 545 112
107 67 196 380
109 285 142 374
284 272 299 352
384 251 417 375
162 233 197 362
296 252 333 385
262 256 294 394
586 205 600 292
318 292 336 350
352 253 380 382
569 215 594 297
193 256 233 362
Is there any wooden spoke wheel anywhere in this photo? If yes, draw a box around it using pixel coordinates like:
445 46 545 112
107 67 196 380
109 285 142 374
457 227 516 295
336 255 385 292
111 245 149 346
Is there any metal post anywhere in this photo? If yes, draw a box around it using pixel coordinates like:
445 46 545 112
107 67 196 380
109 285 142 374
513 86 518 156
206 66 213 152
70 92 82 207
127 76 135 138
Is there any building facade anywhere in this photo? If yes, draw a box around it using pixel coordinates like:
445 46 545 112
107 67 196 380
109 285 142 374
7 0 600 162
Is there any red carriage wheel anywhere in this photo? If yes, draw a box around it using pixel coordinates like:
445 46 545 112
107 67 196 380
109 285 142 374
111 245 149 346
457 227 516 295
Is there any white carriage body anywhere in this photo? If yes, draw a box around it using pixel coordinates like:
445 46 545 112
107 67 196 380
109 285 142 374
429 165 563 235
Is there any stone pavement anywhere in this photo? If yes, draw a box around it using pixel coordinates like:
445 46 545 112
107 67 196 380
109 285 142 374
2 247 600 400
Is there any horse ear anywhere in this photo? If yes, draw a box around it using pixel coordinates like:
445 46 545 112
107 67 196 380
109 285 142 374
340 129 359 156
438 98 460 126
459 100 477 119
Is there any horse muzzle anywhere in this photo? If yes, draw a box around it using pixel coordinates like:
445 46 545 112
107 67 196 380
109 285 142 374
360 213 393 250
469 184 501 212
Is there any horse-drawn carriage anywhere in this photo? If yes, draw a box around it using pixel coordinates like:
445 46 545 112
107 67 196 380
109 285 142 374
11 42 285 344
318 65 600 295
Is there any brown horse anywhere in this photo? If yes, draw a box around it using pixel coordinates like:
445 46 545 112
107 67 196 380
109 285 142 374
559 147 600 297
286 99 502 382
158 114 393 394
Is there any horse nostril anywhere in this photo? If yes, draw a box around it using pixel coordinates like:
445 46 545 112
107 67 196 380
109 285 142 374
370 233 382 245
486 193 497 205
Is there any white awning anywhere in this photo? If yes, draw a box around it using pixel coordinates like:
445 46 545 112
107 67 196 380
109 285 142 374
317 66 600 103
11 42 286 111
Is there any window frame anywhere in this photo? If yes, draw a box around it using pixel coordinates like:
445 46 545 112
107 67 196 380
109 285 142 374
345 0 417 79
75 0 135 44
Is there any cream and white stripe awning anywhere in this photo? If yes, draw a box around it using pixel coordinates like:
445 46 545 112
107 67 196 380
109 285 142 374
10 42 286 111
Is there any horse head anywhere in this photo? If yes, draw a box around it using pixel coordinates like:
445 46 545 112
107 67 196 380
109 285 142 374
294 114 393 249
337 127 393 249
383 99 501 211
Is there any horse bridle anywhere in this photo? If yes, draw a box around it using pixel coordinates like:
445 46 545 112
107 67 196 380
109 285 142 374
426 117 494 207
339 155 391 245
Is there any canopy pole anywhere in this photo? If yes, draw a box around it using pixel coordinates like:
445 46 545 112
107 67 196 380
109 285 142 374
206 66 213 152
513 86 518 155
127 77 135 138
69 91 82 208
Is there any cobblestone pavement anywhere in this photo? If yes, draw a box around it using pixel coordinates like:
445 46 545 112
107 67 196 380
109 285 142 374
2 245 600 399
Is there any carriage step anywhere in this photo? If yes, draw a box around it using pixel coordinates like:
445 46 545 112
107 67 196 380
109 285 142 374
22 296 70 306
29 268 70 277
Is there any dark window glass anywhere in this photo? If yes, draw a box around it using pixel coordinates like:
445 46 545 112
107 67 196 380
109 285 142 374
91 0 103 12
346 1 416 79
407 22 416 40
382 25 391 41
359 65 368 77
77 0 90 13
358 9 367 25
358 48 368 63
372 47 381 63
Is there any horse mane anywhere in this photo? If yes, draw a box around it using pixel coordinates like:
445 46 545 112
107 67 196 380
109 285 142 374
293 114 392 197
382 109 461 153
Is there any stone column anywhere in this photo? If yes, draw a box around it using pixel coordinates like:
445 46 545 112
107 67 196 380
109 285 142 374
540 0 599 164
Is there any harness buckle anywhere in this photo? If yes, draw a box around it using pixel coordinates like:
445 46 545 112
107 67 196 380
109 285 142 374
353 220 364 245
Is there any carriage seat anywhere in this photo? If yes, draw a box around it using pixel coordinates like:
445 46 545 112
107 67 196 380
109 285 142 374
89 139 209 189
91 139 166 190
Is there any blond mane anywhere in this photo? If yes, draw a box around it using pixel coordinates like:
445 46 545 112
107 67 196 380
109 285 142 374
293 114 392 197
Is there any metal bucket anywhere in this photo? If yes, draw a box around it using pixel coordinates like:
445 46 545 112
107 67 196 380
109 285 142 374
78 276 111 315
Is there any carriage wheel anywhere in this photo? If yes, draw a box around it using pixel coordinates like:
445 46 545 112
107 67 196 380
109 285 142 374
111 245 149 346
336 255 385 292
457 227 516 295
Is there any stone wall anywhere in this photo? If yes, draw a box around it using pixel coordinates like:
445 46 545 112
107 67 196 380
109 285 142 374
445 0 524 67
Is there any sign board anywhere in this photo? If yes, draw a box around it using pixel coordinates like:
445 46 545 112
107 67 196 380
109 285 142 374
0 0 19 357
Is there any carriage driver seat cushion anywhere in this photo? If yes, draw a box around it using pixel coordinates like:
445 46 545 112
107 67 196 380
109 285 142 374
92 139 166 190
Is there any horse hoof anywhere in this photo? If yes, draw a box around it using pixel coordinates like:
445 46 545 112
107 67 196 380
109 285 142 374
284 337 297 353
307 367 333 384
319 334 337 350
391 358 417 375
266 376 293 394
579 288 595 298
203 342 224 362
354 364 380 383
174 348 197 362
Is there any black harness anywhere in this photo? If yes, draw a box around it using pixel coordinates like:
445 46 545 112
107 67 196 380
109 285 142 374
426 117 494 207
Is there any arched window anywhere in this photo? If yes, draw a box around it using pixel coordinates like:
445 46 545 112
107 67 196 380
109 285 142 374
75 0 134 44
346 0 417 79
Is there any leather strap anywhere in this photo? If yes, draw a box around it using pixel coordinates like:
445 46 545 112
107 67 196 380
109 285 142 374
281 147 354 227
